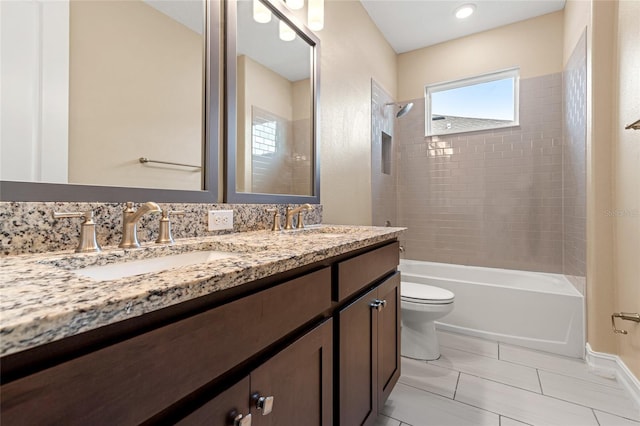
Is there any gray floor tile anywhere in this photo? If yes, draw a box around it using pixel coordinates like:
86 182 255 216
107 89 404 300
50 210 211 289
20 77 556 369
430 346 541 392
455 373 599 426
382 382 499 426
399 357 460 398
500 343 621 388
594 410 640 426
538 370 640 421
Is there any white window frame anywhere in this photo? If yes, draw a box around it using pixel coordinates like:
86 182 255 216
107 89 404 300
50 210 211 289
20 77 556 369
424 67 520 137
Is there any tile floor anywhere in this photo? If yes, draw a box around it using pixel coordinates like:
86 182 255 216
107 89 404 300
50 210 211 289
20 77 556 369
378 330 640 426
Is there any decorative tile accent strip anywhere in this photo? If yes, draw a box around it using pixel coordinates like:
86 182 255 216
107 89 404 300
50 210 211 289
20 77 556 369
0 202 322 256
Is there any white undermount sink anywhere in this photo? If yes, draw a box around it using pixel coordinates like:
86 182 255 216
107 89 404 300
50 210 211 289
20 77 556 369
72 251 237 281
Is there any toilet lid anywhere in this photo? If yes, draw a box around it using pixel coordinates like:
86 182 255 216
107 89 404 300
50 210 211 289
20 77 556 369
401 281 455 304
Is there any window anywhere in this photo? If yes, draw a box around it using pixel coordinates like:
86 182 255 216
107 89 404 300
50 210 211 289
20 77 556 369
425 68 519 136
252 114 278 156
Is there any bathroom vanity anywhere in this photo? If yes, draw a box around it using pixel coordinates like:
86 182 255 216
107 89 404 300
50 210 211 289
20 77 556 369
0 226 403 425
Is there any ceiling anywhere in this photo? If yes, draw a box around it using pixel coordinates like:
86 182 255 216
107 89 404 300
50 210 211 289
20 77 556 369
360 0 566 54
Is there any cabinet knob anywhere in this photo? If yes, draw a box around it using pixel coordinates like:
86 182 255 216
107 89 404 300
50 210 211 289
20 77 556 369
253 394 274 415
232 413 252 426
370 299 387 311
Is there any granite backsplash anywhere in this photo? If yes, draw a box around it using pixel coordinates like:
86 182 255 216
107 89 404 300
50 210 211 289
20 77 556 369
0 202 322 256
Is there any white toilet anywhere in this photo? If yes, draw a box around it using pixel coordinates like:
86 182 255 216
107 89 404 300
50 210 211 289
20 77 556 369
401 281 455 360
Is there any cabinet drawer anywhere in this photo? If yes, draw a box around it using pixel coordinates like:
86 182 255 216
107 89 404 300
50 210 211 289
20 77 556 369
1 267 332 426
337 242 399 301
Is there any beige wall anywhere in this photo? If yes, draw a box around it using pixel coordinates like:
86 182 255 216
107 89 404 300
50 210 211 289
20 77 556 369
577 0 640 378
613 0 640 378
292 79 311 121
584 0 618 356
563 0 591 66
397 11 564 101
68 0 203 190
292 0 397 224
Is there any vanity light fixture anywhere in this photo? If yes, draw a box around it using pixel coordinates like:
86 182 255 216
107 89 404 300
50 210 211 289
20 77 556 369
286 0 304 10
253 0 272 23
308 0 324 31
454 3 475 19
279 20 296 41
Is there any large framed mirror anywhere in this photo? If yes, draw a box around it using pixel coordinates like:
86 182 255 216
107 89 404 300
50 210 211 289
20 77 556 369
224 0 320 204
0 0 220 202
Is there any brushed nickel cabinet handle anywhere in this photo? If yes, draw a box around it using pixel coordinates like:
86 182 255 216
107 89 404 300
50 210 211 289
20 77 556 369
232 413 251 426
253 394 274 415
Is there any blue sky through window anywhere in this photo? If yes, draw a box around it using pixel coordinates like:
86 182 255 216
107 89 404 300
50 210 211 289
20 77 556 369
432 78 514 121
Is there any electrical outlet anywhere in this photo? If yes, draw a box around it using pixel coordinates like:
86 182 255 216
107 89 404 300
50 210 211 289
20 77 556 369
208 210 234 231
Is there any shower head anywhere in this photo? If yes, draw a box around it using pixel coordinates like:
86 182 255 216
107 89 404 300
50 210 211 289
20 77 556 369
396 102 413 118
385 102 414 118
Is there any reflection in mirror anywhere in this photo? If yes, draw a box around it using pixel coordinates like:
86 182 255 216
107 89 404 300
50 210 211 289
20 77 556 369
234 0 315 197
1 0 206 191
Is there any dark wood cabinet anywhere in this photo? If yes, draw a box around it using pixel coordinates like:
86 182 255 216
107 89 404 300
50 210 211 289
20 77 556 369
250 319 333 426
179 319 332 426
1 240 400 426
337 272 400 426
177 377 251 426
377 273 401 408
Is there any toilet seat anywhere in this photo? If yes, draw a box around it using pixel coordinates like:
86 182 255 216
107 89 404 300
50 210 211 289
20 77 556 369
401 281 454 305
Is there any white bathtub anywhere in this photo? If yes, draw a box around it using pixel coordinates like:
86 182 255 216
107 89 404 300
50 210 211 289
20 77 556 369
400 260 585 358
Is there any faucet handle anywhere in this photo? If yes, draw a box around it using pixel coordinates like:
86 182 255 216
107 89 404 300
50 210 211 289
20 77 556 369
156 210 185 244
52 210 101 253
266 208 282 231
295 204 312 229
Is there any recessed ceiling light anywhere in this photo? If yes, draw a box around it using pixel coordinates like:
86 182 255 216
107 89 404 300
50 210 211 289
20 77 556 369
455 4 476 19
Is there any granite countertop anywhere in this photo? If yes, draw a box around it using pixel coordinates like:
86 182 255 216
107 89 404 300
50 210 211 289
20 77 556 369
0 225 404 357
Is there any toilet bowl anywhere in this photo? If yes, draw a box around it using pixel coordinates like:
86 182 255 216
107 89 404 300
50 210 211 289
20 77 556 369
401 281 455 361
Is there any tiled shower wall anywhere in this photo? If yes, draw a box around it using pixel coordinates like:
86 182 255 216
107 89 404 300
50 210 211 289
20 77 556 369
396 73 565 272
562 32 587 290
371 80 397 227
387 63 588 276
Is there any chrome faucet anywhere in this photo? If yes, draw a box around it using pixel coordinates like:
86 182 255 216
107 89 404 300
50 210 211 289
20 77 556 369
119 201 161 248
284 204 312 230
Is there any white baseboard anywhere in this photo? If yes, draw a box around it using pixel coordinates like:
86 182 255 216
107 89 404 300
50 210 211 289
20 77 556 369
586 343 640 413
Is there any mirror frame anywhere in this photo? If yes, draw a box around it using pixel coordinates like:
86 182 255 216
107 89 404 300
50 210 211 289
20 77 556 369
0 1 220 203
224 0 320 204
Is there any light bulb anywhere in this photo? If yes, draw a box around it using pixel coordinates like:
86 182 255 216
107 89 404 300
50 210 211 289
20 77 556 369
279 20 296 41
286 0 304 10
253 0 271 23
455 4 475 19
308 0 324 31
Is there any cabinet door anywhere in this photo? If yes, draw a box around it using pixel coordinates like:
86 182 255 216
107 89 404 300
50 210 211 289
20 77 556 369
177 377 251 426
250 319 333 426
338 286 378 426
377 272 401 408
